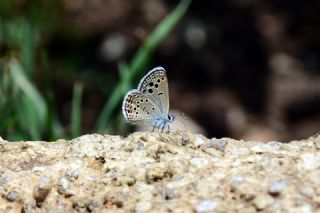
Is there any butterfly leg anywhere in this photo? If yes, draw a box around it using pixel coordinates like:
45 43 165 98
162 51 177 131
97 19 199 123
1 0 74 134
167 123 171 132
152 120 160 132
161 125 165 133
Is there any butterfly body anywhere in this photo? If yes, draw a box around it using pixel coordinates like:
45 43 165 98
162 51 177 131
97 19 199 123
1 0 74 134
122 67 175 132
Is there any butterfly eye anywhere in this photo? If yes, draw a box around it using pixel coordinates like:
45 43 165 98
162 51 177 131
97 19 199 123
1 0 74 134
168 114 175 121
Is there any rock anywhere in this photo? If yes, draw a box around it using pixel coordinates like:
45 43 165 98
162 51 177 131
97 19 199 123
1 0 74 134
0 132 319 212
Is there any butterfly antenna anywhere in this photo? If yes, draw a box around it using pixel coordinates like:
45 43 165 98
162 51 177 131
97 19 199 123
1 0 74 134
178 113 189 120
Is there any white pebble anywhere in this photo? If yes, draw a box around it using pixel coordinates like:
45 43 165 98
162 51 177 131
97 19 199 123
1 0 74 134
196 200 218 212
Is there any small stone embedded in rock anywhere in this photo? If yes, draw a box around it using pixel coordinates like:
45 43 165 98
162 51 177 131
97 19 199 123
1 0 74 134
39 176 51 187
195 200 218 212
299 153 320 170
230 176 244 189
194 136 205 147
71 170 79 180
136 141 145 148
190 158 209 169
268 181 288 196
57 177 69 194
0 176 10 184
162 187 180 200
267 141 282 148
34 176 52 204
6 191 19 202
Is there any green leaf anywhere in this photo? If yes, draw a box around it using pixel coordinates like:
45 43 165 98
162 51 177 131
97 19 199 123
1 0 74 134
8 58 47 139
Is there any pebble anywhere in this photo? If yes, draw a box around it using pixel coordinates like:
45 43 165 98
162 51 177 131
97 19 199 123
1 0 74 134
299 153 320 170
190 158 209 169
267 141 283 147
136 141 145 148
6 191 19 202
231 176 244 186
162 187 180 200
268 181 288 196
0 176 10 184
195 200 218 212
34 176 52 203
71 170 79 180
194 136 205 147
39 176 51 188
57 177 69 193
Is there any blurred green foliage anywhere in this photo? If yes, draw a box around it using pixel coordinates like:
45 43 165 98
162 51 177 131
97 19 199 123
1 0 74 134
0 0 191 141
96 0 192 132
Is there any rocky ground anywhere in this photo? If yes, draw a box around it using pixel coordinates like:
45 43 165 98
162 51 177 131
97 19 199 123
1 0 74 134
0 132 319 212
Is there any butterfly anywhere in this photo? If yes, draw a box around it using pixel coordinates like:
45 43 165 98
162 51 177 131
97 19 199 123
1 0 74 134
122 67 175 132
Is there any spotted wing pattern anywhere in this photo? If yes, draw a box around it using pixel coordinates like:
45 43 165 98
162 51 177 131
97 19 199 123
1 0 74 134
137 67 169 115
122 89 162 125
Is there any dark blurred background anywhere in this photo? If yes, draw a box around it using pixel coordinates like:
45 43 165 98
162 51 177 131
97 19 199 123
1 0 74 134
1 0 320 142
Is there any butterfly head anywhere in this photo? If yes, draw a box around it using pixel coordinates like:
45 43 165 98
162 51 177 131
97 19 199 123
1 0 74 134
168 112 176 123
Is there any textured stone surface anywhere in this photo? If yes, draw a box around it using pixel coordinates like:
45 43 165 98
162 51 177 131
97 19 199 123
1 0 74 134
0 132 320 212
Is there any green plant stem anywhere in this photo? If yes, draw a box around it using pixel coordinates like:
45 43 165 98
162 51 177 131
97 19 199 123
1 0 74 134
71 82 83 138
96 0 191 132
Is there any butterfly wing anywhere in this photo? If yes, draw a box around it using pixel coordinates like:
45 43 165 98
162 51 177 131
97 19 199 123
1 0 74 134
122 89 162 125
137 67 169 116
